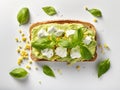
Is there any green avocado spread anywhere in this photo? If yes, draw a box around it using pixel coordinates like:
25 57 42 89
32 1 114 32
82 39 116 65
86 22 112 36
31 23 96 64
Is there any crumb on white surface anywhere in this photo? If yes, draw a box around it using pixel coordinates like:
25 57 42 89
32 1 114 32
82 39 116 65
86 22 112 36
17 48 20 53
18 30 22 33
24 44 30 50
28 60 32 64
35 66 38 70
104 43 110 50
21 33 25 37
25 64 31 70
17 57 23 65
15 38 19 42
93 18 97 22
84 6 88 10
38 80 41 84
22 37 27 42
57 69 62 75
76 65 80 71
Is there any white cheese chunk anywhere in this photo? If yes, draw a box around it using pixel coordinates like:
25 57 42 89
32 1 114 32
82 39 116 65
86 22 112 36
41 48 53 58
70 46 81 59
55 47 67 58
55 30 64 37
83 36 92 45
47 26 57 34
66 30 75 37
38 29 48 38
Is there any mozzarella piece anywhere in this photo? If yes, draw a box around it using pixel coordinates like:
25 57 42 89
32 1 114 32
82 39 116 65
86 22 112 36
47 26 57 34
38 29 48 38
70 46 81 59
41 48 53 58
55 30 64 37
83 36 92 45
66 30 75 37
55 47 67 57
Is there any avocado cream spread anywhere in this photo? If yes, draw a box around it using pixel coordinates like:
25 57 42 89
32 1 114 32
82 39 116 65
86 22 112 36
31 23 96 64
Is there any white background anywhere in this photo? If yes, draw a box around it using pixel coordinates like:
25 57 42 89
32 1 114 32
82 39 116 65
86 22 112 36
0 0 120 90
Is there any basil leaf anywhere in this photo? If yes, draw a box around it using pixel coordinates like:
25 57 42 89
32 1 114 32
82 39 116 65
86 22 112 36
80 45 92 60
42 65 55 77
32 37 54 50
88 8 102 17
98 59 110 78
17 7 30 25
58 28 84 48
58 39 72 48
9 68 28 79
51 34 56 42
69 36 78 47
49 41 56 48
42 6 57 16
49 34 57 47
73 28 83 44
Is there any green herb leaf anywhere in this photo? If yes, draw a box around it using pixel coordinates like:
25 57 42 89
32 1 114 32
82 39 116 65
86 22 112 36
9 68 28 79
98 59 110 78
51 34 56 42
88 8 102 17
17 7 30 25
73 28 83 44
80 45 92 60
58 39 72 48
58 28 84 48
31 37 54 50
42 6 57 16
42 65 55 77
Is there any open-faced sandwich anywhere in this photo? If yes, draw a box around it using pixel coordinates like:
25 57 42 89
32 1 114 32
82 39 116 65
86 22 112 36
30 20 97 64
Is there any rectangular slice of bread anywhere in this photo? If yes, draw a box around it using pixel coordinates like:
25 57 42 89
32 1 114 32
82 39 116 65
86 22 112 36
30 20 97 62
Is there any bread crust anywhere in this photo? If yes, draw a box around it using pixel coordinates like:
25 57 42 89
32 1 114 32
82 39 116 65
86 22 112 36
29 20 97 62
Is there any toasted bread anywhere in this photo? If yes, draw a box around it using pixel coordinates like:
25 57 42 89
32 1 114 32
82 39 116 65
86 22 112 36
30 20 97 62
